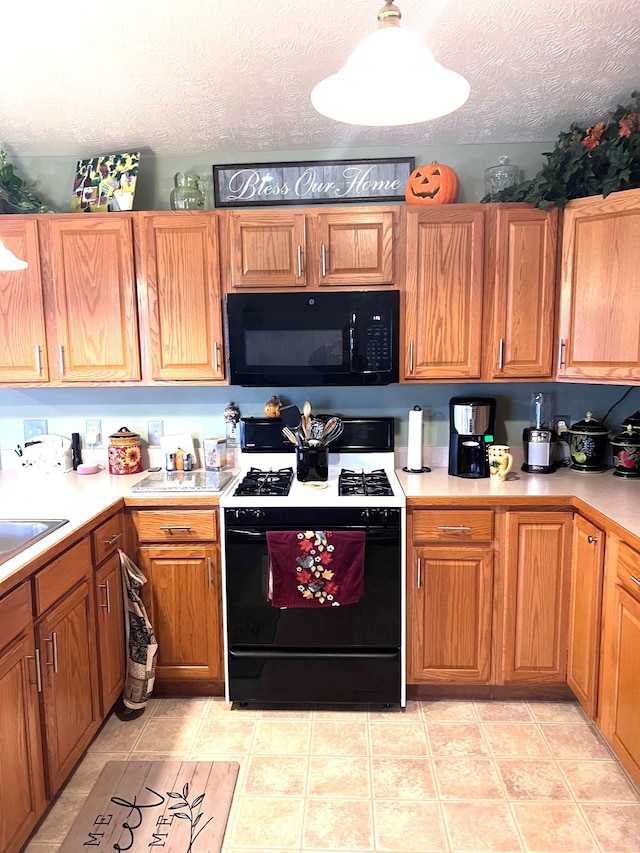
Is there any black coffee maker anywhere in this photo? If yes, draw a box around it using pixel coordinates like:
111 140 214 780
448 396 496 478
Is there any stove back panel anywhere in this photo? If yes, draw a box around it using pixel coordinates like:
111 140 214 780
240 417 394 453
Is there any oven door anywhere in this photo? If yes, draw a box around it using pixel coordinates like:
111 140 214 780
224 513 402 704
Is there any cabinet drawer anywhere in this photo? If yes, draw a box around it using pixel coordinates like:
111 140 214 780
617 542 640 603
132 510 218 543
412 510 494 543
34 538 91 615
0 582 32 649
92 513 124 565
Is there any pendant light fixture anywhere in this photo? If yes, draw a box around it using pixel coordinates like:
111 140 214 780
311 1 470 126
0 238 28 271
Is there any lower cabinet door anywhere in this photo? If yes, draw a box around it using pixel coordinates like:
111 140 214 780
501 512 573 684
607 584 640 784
139 546 222 685
95 552 126 716
0 633 46 853
408 546 493 683
37 580 100 798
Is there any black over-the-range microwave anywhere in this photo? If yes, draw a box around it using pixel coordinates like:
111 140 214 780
225 290 399 387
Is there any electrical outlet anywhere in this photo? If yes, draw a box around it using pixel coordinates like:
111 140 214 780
148 420 164 446
85 419 102 445
553 414 571 437
23 419 47 440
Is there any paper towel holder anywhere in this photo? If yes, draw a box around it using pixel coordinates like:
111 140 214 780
403 405 431 473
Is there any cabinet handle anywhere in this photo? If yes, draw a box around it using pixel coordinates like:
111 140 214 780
27 649 42 692
213 341 219 373
498 338 504 370
409 340 414 373
587 535 598 544
437 525 471 532
417 556 421 590
103 532 121 546
99 579 112 613
159 525 192 532
58 344 65 375
297 245 303 278
207 557 213 589
44 632 58 673
35 344 42 375
321 244 327 278
557 337 566 369
631 575 640 587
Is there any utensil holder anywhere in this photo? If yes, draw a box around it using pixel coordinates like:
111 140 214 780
296 446 328 482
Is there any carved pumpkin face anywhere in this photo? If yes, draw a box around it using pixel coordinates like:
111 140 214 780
405 162 459 205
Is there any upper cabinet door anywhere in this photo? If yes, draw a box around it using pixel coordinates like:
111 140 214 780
41 215 140 382
0 217 49 383
136 213 225 381
558 189 640 383
403 206 485 380
227 211 306 288
485 205 558 380
309 209 395 286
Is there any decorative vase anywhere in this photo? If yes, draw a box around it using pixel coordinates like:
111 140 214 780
170 172 205 210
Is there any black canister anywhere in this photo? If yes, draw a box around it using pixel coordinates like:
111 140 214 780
567 412 609 473
296 446 328 482
621 409 640 433
610 425 640 478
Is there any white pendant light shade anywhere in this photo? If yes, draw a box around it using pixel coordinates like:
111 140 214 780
311 3 470 126
0 238 28 271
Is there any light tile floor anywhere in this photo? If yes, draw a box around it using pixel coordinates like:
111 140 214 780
25 697 640 853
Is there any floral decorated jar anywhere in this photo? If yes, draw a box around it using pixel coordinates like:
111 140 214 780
108 426 143 475
610 425 640 478
567 412 609 473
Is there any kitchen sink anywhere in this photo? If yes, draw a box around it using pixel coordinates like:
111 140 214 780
0 519 69 567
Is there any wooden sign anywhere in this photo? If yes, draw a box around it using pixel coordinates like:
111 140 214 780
58 761 238 853
213 157 415 207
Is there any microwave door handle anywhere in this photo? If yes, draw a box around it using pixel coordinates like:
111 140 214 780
349 313 356 369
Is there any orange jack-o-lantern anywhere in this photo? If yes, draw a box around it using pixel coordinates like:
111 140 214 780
405 162 459 205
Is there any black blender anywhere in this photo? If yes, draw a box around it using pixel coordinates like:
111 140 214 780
522 392 556 474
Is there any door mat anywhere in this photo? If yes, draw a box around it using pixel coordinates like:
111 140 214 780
58 760 239 853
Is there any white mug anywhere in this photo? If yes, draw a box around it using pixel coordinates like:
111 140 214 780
489 444 514 480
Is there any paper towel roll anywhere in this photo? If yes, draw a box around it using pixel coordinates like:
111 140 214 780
407 406 424 471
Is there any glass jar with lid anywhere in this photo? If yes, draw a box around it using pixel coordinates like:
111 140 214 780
484 156 520 196
170 172 205 210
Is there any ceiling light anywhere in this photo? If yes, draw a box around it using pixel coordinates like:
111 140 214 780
311 1 470 127
0 238 28 271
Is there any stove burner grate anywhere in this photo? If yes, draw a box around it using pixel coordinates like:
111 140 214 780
338 467 394 497
234 466 294 497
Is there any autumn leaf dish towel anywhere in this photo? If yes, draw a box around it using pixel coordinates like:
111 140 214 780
266 530 365 608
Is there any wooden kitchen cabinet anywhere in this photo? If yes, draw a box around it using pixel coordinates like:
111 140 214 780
501 511 573 684
132 509 223 690
567 515 605 718
92 512 125 716
39 214 141 382
135 212 225 381
0 216 50 384
407 509 494 683
403 206 485 380
225 206 396 289
599 540 640 784
483 205 558 380
0 583 46 853
557 188 640 383
34 538 100 798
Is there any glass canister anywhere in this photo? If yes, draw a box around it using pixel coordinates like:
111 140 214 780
484 155 520 196
170 172 205 210
108 426 143 475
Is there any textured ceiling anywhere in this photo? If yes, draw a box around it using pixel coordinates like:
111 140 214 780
2 0 639 158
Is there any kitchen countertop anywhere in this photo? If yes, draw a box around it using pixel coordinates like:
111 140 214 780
0 461 639 596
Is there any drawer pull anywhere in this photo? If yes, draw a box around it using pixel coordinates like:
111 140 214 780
587 535 598 544
498 337 504 370
103 532 121 546
321 244 327 278
44 632 58 673
159 525 193 532
207 557 213 589
35 344 43 375
417 556 421 590
58 344 65 375
213 341 220 373
409 340 414 373
297 245 303 278
631 575 640 587
437 525 472 532
99 580 112 613
27 649 42 693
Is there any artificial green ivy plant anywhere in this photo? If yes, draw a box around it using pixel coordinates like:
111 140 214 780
0 150 55 213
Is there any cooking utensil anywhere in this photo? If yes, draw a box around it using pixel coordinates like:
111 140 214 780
282 426 299 446
321 416 343 445
309 418 325 442
279 404 302 430
301 400 312 439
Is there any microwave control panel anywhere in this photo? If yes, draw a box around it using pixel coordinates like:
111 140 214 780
361 314 392 371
